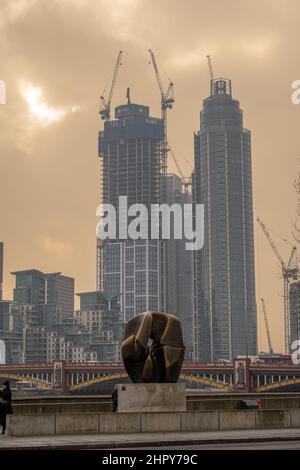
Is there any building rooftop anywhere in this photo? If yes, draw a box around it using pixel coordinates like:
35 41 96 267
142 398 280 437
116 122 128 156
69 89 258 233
11 269 61 277
210 78 232 96
115 102 149 120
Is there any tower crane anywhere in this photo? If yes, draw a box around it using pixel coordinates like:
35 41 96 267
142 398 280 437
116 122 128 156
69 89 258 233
100 50 123 121
260 298 273 354
148 49 174 198
148 49 191 197
148 49 174 127
257 217 298 353
168 144 192 196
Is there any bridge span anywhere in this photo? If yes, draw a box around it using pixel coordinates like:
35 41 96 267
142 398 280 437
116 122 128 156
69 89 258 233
1 358 300 393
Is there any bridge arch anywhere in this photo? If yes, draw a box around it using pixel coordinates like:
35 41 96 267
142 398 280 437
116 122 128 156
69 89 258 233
255 377 300 392
0 373 52 390
180 374 232 390
70 372 232 391
70 373 128 391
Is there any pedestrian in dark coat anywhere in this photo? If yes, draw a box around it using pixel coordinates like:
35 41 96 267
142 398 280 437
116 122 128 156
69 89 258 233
112 386 118 412
0 381 13 434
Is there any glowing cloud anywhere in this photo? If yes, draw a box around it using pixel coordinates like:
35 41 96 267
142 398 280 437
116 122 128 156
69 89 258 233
39 236 73 255
22 85 65 124
240 38 274 58
169 45 218 70
71 104 82 113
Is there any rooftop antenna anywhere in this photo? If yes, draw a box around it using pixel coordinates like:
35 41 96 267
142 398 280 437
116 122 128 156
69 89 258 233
126 87 131 104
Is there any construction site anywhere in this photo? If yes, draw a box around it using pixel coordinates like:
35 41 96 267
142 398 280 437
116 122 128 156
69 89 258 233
96 50 300 361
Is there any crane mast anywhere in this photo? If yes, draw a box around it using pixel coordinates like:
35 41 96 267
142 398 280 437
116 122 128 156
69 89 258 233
257 217 298 353
257 218 286 268
148 49 174 114
100 50 123 121
149 49 174 201
149 50 192 197
206 55 215 95
168 144 191 195
260 298 273 354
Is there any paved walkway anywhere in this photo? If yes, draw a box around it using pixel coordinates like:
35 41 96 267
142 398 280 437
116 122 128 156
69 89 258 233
1 428 300 449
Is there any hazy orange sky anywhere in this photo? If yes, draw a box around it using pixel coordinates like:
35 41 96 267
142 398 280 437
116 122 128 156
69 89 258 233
1 0 300 353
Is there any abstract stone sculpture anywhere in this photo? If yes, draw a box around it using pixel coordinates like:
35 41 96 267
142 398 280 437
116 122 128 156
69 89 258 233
121 311 185 383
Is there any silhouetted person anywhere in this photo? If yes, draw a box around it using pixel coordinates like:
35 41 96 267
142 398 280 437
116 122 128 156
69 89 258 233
0 381 12 434
112 386 118 412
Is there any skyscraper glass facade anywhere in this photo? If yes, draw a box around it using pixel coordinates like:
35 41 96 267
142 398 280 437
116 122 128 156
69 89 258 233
193 79 257 361
98 102 165 322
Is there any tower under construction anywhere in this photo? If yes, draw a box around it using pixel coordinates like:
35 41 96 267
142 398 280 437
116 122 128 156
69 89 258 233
97 100 165 322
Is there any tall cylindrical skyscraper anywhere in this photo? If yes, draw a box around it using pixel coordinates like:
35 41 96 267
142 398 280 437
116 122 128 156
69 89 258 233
289 280 300 346
0 242 3 301
193 78 257 361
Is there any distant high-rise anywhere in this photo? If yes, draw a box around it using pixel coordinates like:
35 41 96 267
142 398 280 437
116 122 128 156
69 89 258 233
11 269 74 322
0 242 3 301
290 281 300 345
165 174 194 359
98 100 165 322
46 274 75 320
75 290 123 361
9 269 75 362
193 77 257 361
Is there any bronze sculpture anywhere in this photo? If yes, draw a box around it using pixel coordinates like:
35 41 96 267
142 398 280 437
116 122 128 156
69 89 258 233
121 311 185 383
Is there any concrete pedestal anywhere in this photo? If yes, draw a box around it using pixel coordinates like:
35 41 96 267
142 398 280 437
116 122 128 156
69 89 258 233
116 383 186 413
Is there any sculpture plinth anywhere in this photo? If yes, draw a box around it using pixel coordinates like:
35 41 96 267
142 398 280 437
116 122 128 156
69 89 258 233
117 383 186 412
